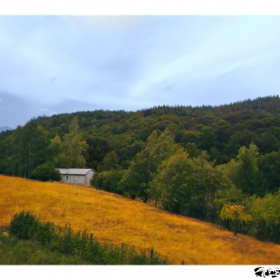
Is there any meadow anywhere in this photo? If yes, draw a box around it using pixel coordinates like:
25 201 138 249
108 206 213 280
0 175 279 264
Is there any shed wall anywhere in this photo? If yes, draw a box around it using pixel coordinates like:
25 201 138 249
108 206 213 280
60 171 95 185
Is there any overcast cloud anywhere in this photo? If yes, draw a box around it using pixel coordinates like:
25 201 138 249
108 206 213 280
0 15 280 127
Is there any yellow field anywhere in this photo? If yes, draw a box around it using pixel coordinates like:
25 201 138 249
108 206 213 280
0 175 279 264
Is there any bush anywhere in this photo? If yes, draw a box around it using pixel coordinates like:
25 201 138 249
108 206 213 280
32 162 61 182
10 211 40 239
92 169 125 195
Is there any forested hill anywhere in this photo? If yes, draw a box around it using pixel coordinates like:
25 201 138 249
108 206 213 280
1 95 280 172
1 95 280 243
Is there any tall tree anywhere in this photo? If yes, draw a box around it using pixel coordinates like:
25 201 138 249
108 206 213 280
149 149 194 213
248 191 280 243
120 150 152 201
120 129 180 202
258 151 280 194
187 151 224 221
8 121 49 178
230 143 264 196
55 117 88 168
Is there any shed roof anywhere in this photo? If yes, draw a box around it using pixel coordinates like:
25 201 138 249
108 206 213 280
57 168 95 176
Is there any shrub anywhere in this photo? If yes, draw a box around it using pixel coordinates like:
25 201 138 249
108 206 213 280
10 211 40 239
32 162 61 182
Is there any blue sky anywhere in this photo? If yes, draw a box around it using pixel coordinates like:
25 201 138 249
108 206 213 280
0 10 280 127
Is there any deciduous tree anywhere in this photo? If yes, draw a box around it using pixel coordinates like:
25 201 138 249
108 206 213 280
55 117 88 168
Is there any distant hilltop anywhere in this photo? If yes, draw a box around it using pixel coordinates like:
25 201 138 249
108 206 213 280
0 126 12 133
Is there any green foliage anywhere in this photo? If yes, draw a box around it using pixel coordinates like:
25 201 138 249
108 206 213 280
214 164 245 218
92 169 125 195
185 142 200 158
248 192 280 243
120 150 152 201
120 129 181 202
8 212 169 264
220 204 252 236
97 150 119 172
1 96 280 244
230 143 264 196
258 151 280 194
150 150 194 213
0 121 49 178
0 231 89 264
10 211 41 239
48 135 61 159
186 151 225 221
84 136 112 170
31 161 61 182
54 117 88 168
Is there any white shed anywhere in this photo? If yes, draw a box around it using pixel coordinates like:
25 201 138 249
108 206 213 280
56 168 96 185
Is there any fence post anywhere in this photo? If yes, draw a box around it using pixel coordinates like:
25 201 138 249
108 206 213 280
181 260 184 265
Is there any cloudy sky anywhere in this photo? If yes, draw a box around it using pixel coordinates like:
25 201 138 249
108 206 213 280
0 12 280 127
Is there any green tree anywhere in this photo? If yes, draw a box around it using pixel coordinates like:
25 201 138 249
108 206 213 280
7 122 49 178
248 191 280 243
97 151 119 172
186 151 224 221
185 142 200 158
48 135 61 160
230 143 264 196
55 117 88 168
119 129 180 202
84 136 112 170
92 169 125 195
258 151 280 194
150 150 194 213
220 203 252 236
32 162 61 182
214 163 245 214
120 150 152 202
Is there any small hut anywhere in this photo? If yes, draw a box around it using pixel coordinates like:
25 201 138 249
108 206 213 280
56 168 96 185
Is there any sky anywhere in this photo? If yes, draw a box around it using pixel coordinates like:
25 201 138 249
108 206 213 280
0 3 280 127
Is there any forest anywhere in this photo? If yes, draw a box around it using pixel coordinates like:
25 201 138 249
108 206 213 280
0 95 280 243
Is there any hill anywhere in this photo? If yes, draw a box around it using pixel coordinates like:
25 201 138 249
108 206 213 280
1 95 280 245
0 126 12 133
1 95 280 175
1 175 279 264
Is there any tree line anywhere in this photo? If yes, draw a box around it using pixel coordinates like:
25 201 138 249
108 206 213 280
0 96 280 243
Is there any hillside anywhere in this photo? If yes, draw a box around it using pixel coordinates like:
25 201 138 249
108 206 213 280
1 175 279 265
1 96 280 244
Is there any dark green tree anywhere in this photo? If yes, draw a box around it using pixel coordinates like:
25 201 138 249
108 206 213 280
97 151 119 172
120 150 152 201
92 169 125 195
32 162 61 182
258 151 280 194
230 143 264 196
119 129 180 202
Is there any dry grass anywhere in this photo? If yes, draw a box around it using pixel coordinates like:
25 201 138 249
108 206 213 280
0 175 280 264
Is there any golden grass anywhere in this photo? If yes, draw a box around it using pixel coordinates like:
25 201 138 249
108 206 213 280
0 175 279 264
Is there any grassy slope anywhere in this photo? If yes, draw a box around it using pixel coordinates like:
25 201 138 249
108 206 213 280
0 175 279 264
